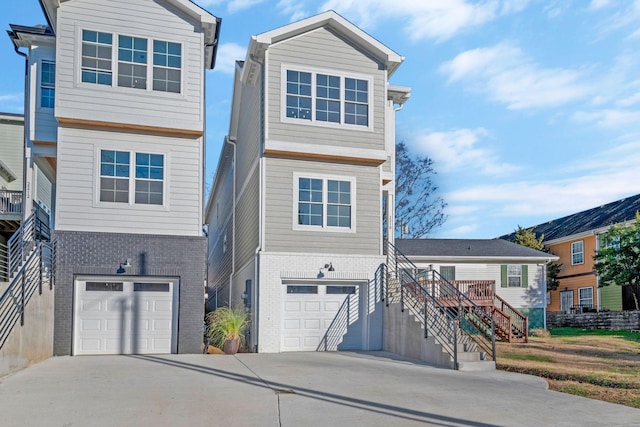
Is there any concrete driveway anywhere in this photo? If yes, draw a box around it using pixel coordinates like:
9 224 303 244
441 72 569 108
0 351 638 426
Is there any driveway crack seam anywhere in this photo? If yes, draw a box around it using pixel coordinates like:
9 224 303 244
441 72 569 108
235 356 283 427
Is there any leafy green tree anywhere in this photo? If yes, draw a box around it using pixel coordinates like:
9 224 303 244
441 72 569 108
395 142 447 238
514 226 545 251
512 225 562 291
594 213 640 310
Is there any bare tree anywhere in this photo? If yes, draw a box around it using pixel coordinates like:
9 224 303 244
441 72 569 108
395 142 447 238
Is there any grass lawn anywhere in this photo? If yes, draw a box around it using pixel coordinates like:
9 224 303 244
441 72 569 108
495 327 640 409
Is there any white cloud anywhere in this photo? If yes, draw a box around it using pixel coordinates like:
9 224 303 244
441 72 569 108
0 93 23 112
295 0 532 41
588 0 615 11
445 141 640 223
214 43 247 74
572 109 640 127
439 42 591 110
591 0 640 39
276 0 310 22
408 127 520 176
196 0 264 13
448 224 479 236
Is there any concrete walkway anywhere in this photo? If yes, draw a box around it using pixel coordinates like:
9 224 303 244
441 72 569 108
0 351 638 426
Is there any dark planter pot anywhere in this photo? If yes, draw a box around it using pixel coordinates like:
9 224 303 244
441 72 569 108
223 338 240 355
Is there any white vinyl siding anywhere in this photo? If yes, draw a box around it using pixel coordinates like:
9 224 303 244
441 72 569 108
267 27 386 151
571 240 584 265
55 126 202 236
54 0 205 132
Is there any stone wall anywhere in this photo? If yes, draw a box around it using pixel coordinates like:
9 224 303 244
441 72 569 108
547 311 640 330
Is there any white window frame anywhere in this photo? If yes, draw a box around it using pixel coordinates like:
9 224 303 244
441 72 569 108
78 27 183 95
40 60 55 109
280 64 373 131
507 264 522 287
578 286 593 308
292 172 356 233
94 147 167 208
571 240 584 265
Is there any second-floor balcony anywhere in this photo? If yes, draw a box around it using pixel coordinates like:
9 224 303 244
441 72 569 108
0 190 23 233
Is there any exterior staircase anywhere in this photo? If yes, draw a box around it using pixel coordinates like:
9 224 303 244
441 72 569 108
0 207 53 350
383 241 496 371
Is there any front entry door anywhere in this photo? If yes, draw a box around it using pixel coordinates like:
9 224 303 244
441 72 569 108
560 291 573 313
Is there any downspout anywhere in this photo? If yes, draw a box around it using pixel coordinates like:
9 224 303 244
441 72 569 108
227 137 237 308
543 262 548 330
14 45 29 220
247 52 264 353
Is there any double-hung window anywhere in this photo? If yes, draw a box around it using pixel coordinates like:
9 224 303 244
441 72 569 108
501 265 528 288
571 241 584 265
296 176 354 231
118 35 147 89
99 149 164 205
41 60 55 108
284 67 370 127
135 153 164 205
578 287 593 308
153 40 181 93
100 150 130 203
82 30 113 85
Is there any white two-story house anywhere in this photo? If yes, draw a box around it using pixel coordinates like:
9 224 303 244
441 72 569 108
205 11 410 353
9 0 220 356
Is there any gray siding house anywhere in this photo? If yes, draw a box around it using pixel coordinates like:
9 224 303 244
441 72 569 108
7 0 220 356
205 11 410 353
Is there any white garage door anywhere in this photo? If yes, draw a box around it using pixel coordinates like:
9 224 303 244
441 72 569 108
74 279 177 355
282 284 362 351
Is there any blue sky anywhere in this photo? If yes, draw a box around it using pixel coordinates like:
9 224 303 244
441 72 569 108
2 0 640 239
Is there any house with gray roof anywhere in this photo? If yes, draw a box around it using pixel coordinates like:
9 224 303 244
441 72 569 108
395 238 558 331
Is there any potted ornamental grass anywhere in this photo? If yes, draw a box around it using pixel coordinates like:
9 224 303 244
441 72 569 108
205 305 250 354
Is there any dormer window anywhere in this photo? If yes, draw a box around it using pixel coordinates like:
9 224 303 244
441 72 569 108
283 66 371 128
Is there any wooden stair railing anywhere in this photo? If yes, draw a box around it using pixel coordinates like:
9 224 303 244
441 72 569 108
494 294 528 343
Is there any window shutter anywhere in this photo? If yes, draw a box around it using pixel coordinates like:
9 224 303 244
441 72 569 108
501 265 507 288
522 265 528 288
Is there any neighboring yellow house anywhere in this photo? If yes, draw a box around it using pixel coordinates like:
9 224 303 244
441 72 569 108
505 194 640 313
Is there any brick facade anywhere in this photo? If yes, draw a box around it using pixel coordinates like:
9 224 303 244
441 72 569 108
52 230 205 355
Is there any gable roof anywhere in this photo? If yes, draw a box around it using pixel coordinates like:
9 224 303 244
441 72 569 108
395 238 556 263
7 24 55 49
501 193 640 243
37 0 220 69
247 10 404 76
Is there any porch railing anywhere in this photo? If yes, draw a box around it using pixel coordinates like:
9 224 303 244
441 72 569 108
0 190 23 216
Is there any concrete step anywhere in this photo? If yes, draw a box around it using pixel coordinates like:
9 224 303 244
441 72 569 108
458 361 496 372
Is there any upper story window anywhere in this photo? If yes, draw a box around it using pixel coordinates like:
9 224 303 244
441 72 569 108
571 240 584 265
295 175 354 231
118 35 147 89
81 30 113 85
80 30 182 94
99 149 164 205
153 40 181 93
283 66 371 128
40 60 55 108
135 153 164 205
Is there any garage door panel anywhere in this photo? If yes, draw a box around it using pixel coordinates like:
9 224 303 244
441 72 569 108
74 280 176 355
284 301 301 312
282 285 363 352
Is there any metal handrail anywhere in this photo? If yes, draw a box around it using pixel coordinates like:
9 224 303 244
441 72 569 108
0 241 53 349
385 240 496 367
0 190 23 215
0 242 8 282
7 207 50 279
